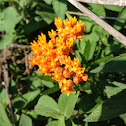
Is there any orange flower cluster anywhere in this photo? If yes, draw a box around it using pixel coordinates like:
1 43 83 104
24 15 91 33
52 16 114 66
30 17 88 96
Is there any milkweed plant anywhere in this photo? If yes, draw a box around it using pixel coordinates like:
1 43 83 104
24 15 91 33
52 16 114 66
1 1 126 126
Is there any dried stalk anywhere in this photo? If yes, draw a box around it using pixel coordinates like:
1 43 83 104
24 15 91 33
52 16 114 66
2 60 15 126
78 0 126 6
67 0 126 46
7 44 31 50
67 11 126 21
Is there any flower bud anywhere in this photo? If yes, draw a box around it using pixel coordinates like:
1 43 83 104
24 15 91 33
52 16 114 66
82 74 88 81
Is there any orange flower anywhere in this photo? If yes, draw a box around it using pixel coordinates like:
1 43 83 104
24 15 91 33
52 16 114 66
73 75 82 84
30 16 88 96
61 80 75 96
55 67 64 73
66 79 74 87
63 69 71 78
82 74 89 81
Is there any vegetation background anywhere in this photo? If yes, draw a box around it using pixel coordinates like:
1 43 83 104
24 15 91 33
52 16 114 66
0 0 126 126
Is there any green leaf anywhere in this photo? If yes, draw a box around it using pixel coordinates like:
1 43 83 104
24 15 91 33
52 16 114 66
113 7 126 30
27 110 38 119
75 50 82 63
2 6 22 32
92 25 108 37
91 54 114 65
39 75 58 83
90 54 126 73
30 78 43 90
27 110 45 120
101 37 109 46
42 80 54 88
0 87 7 107
37 2 53 12
21 20 47 34
0 12 5 32
81 32 99 60
52 0 67 19
46 119 65 126
79 16 95 33
83 20 94 33
104 81 126 98
0 6 22 49
104 43 123 55
79 94 95 113
12 89 40 109
35 95 63 119
0 32 13 50
19 0 31 8
72 122 81 126
88 4 106 16
83 41 91 61
120 113 126 124
9 79 18 95
42 84 60 95
80 36 86 55
58 92 79 118
35 11 56 24
46 121 59 126
0 0 14 2
19 114 32 126
43 0 52 5
104 5 124 12
65 12 71 19
0 103 11 126
84 89 126 122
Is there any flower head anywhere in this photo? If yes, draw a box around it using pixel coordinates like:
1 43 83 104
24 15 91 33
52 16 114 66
30 16 88 96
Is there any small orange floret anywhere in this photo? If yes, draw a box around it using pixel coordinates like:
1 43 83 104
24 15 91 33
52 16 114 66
73 75 82 84
63 69 71 78
55 67 63 73
55 17 63 28
66 79 74 87
48 29 57 39
61 83 76 96
82 74 88 81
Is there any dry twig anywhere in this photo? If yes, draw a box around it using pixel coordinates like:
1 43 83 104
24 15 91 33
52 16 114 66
67 11 126 21
2 48 15 126
78 0 126 6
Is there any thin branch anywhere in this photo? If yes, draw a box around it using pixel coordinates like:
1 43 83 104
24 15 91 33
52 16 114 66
99 16 126 21
67 0 126 46
2 60 15 126
67 11 126 21
78 0 126 6
8 44 31 49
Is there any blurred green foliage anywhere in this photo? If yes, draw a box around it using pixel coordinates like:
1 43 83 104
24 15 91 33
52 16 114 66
0 0 126 126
